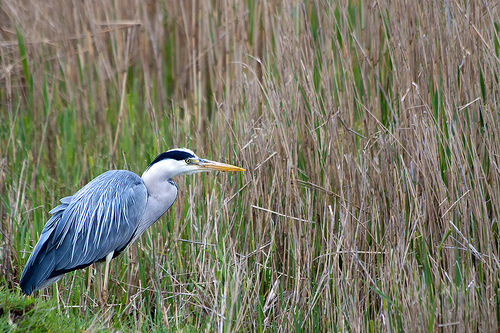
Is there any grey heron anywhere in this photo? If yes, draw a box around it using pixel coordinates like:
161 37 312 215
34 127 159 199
20 148 245 296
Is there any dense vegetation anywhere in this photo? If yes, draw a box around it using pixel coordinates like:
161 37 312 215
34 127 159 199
1 0 500 331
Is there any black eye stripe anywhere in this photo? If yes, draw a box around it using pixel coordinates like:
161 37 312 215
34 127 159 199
147 150 196 168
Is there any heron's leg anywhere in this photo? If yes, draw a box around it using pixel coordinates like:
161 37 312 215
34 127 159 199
55 281 61 311
85 265 92 311
101 251 114 304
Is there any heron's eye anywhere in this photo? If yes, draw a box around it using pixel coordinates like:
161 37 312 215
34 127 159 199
186 158 193 164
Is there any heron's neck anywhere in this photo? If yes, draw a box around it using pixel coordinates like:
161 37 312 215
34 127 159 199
142 169 175 197
136 172 178 239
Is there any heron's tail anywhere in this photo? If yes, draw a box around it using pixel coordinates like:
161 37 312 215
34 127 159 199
20 201 69 295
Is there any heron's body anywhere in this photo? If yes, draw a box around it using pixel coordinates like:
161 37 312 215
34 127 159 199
20 148 244 295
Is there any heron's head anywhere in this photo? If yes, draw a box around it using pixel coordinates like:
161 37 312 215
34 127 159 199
142 148 245 180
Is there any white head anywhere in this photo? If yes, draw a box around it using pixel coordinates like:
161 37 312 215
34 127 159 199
142 148 245 182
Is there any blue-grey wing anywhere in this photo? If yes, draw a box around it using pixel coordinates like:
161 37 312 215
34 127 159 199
20 170 148 295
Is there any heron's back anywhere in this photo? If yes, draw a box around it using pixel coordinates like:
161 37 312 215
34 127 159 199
20 170 148 295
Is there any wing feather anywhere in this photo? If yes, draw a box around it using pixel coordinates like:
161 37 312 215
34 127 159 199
20 170 148 295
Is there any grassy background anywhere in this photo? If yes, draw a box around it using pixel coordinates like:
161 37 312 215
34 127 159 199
1 0 500 331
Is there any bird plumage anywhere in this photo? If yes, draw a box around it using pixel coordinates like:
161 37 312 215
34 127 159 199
20 148 244 295
20 170 151 295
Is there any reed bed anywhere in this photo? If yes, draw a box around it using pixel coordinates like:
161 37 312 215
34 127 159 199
1 0 500 331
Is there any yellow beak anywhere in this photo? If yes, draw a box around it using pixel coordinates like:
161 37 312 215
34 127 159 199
198 160 246 172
